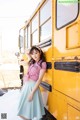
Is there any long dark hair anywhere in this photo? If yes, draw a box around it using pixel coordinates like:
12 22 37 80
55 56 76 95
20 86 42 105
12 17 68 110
28 46 46 66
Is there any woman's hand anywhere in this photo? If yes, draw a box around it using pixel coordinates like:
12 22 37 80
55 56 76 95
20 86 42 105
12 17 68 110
27 92 34 102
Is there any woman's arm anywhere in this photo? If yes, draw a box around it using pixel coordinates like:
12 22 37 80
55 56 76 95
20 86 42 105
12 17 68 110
32 69 46 94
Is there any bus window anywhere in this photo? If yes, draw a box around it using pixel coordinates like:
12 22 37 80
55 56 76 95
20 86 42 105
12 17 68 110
19 35 24 48
40 19 51 40
32 14 38 45
19 29 24 53
40 0 51 25
32 30 38 45
24 28 27 48
32 15 38 32
40 0 51 41
27 25 31 48
56 0 78 29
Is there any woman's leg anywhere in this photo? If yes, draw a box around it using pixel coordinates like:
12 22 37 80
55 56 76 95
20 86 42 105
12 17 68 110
19 115 30 120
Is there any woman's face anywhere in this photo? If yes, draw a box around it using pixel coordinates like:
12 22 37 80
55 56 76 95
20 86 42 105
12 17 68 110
30 49 40 62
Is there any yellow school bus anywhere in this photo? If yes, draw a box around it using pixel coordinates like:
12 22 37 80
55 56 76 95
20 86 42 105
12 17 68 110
18 0 80 119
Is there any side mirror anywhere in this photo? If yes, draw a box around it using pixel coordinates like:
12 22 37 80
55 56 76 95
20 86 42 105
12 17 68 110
15 52 20 57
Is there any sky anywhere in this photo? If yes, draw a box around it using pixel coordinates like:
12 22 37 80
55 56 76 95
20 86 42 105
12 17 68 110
0 0 41 53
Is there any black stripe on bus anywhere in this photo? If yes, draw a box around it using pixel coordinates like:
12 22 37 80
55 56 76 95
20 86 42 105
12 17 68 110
38 39 51 48
54 61 80 72
40 81 52 92
46 62 52 69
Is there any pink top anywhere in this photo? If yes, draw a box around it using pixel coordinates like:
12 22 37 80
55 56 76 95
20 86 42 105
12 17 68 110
23 60 47 82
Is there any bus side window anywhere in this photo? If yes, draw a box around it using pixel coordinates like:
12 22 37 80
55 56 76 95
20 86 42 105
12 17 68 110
27 25 31 48
56 0 79 29
32 14 38 46
40 0 51 41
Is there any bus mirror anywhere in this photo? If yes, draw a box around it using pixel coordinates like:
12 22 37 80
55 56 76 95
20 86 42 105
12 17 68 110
15 52 20 57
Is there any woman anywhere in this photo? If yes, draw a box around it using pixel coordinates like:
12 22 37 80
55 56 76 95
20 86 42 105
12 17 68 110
17 46 47 120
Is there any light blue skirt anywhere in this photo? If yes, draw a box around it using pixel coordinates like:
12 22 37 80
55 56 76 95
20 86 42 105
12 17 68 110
17 80 45 119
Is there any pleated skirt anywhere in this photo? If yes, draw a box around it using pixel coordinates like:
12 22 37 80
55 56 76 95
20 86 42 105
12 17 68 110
17 80 45 119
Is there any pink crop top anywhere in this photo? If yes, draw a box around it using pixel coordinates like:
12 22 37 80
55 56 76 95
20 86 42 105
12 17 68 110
23 60 47 83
